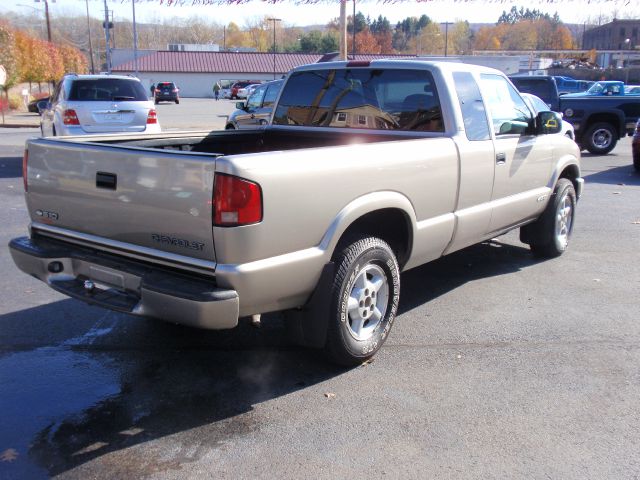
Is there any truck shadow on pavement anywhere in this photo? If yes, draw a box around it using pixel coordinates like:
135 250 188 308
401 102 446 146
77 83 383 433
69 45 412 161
0 155 23 179
0 239 538 477
582 164 640 186
399 239 539 315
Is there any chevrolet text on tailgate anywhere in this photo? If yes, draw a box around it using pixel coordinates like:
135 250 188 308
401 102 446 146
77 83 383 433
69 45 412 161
10 60 583 366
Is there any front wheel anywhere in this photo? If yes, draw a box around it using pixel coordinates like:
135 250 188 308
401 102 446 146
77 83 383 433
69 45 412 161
583 122 617 155
324 236 400 366
522 179 576 258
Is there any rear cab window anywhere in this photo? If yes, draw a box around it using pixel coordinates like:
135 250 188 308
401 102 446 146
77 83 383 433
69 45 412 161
273 68 444 132
452 71 490 141
68 79 148 101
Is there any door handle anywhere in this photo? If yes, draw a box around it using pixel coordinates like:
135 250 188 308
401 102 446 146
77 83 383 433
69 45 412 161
496 152 506 165
96 171 117 190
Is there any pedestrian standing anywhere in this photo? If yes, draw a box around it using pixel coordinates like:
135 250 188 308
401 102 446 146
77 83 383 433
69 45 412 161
213 82 220 101
150 83 155 98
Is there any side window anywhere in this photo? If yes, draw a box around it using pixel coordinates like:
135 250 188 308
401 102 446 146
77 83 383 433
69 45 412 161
262 83 281 108
453 71 490 141
246 85 266 109
479 74 532 136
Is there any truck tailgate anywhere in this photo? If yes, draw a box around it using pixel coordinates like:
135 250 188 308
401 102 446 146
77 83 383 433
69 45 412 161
25 138 217 266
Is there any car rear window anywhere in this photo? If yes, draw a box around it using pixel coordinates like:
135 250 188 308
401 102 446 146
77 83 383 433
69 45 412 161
273 68 444 132
68 79 148 101
157 82 175 88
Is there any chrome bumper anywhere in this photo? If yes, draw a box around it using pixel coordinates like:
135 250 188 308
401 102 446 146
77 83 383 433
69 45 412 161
9 236 239 330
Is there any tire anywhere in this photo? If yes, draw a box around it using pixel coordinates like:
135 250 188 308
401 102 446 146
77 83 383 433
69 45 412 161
583 122 617 155
175 99 179 104
522 179 576 258
154 99 159 105
225 124 236 130
324 236 400 366
634 155 640 172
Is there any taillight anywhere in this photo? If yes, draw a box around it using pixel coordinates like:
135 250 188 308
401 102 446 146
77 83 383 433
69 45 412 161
213 174 262 226
154 88 160 93
147 109 157 124
22 149 28 192
172 88 178 93
62 109 79 125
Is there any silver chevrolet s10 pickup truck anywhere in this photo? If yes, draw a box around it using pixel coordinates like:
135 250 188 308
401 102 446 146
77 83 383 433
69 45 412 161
10 60 583 365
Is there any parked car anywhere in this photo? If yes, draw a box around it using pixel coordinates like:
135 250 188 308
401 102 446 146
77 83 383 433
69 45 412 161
40 74 160 136
521 93 575 140
230 81 260 100
28 96 50 115
633 119 640 171
154 81 180 104
226 79 283 129
237 83 261 99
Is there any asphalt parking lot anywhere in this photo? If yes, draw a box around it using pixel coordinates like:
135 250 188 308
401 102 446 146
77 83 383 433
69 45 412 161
0 126 639 479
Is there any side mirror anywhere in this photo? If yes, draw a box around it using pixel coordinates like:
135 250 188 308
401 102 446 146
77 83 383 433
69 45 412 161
236 101 246 110
537 111 562 135
498 120 529 135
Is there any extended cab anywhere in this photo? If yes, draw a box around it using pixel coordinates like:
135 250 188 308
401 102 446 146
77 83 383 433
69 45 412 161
510 75 640 154
10 61 582 365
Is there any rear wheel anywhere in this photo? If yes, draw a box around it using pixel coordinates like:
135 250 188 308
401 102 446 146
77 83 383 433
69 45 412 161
522 179 576 258
175 98 179 104
583 122 617 155
324 236 400 366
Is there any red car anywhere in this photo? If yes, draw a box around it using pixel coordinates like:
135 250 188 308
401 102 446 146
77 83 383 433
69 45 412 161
230 81 260 100
633 119 640 172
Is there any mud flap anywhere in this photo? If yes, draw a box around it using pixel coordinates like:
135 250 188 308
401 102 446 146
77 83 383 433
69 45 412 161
284 262 335 348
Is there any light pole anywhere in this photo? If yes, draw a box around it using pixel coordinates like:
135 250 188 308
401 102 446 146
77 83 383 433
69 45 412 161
268 18 281 80
624 38 631 84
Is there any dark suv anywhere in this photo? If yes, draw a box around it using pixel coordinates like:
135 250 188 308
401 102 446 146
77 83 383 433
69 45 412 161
154 82 180 104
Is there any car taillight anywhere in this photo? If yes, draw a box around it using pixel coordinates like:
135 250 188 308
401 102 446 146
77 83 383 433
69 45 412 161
154 88 160 93
22 149 28 192
172 88 178 93
62 109 79 125
147 109 157 124
213 174 262 226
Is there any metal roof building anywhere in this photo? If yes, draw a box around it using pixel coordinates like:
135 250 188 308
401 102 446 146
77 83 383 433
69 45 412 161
112 51 324 97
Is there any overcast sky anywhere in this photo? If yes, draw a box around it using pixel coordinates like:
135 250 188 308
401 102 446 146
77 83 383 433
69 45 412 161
1 0 636 27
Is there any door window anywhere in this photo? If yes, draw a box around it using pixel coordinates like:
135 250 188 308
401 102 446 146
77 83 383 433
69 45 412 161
246 85 267 110
453 71 491 141
480 74 532 136
262 82 282 108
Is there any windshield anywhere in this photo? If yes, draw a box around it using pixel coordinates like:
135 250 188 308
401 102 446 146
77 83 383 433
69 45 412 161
68 79 148 101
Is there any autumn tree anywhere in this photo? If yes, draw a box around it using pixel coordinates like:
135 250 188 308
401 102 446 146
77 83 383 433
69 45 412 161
0 23 20 93
449 21 473 55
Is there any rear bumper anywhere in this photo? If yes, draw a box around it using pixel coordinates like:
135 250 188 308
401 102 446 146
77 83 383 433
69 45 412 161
9 236 239 330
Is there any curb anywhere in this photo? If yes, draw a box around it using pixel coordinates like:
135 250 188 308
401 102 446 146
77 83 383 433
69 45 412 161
0 123 40 128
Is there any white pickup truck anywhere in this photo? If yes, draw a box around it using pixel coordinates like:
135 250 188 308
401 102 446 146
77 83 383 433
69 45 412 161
10 60 582 365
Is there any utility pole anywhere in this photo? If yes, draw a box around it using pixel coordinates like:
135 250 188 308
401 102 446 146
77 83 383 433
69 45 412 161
268 18 281 80
442 21 452 57
352 0 356 59
132 0 139 76
103 0 111 73
339 0 347 60
84 0 95 73
34 0 53 42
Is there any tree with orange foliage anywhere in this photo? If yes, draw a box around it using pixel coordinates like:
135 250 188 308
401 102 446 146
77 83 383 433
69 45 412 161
58 44 89 75
349 28 381 54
